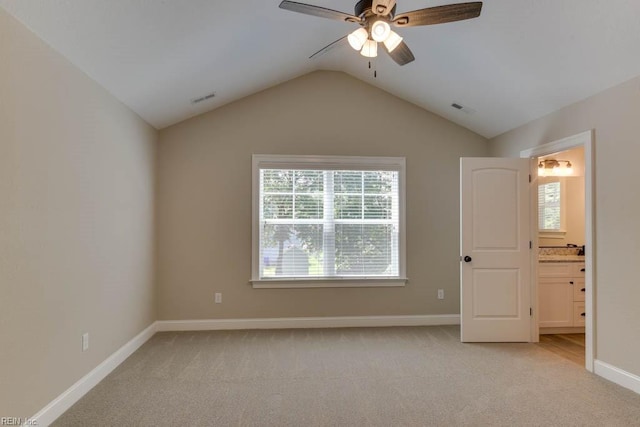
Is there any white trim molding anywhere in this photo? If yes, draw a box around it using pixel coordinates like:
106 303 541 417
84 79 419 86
519 130 593 158
250 277 408 289
28 315 460 425
156 315 460 332
29 323 157 427
594 360 640 395
251 154 407 288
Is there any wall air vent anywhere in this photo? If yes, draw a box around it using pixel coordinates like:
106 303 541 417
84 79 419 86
451 102 476 115
191 92 216 104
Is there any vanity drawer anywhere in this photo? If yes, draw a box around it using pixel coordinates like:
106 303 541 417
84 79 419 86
573 302 586 327
572 280 586 302
539 263 573 277
572 263 586 276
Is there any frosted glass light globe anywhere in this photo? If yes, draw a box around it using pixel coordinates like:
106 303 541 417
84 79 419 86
371 20 391 42
348 28 368 50
360 39 378 57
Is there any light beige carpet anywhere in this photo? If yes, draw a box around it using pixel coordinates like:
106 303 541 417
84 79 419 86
53 326 640 426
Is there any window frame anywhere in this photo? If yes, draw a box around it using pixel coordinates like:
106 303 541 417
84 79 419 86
538 177 567 239
251 154 407 288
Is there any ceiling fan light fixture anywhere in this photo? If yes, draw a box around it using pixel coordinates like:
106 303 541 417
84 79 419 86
347 28 369 50
360 39 378 57
383 30 403 52
279 0 484 66
371 20 391 42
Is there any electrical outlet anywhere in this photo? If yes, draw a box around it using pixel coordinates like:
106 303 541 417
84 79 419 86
215 293 222 304
82 333 89 352
437 289 444 300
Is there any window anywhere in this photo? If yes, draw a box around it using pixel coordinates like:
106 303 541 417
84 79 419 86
539 181 560 230
538 179 565 237
252 155 406 288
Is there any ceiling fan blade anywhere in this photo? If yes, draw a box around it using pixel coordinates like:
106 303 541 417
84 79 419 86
309 35 348 59
372 0 397 16
393 2 482 27
279 1 361 23
385 40 415 66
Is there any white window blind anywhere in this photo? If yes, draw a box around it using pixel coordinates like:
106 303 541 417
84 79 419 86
253 155 405 284
539 181 561 230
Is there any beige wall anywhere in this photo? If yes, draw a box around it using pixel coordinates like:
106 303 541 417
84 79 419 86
157 71 488 320
0 9 157 417
562 176 586 246
490 75 640 378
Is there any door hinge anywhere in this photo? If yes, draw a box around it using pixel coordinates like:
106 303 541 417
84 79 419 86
529 241 532 249
529 174 532 183
530 307 533 316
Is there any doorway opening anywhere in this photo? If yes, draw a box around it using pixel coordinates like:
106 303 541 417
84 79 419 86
536 145 586 366
520 130 595 372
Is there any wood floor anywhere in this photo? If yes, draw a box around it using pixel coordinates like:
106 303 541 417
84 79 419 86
537 333 586 366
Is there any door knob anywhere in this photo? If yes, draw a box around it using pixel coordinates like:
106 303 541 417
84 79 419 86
464 256 472 263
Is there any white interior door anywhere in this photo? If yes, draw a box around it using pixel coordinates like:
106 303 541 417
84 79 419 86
460 158 531 342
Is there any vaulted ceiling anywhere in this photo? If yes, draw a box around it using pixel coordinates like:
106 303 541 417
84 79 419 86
3 0 640 138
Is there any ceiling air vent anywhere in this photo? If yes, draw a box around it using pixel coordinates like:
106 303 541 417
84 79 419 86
191 92 216 105
451 102 476 115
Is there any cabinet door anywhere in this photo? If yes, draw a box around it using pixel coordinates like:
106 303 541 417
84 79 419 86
539 278 574 327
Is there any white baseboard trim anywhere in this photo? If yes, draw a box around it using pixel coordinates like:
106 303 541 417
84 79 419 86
29 322 157 427
156 314 460 331
28 315 459 426
594 359 640 395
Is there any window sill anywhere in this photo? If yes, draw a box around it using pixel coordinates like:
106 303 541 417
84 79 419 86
250 277 408 289
539 230 567 239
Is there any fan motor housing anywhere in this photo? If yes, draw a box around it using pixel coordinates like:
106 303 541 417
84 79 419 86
355 0 397 19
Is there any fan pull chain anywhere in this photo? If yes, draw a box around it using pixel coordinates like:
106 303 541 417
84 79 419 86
367 61 377 79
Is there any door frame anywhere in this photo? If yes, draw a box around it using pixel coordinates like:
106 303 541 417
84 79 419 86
520 130 595 372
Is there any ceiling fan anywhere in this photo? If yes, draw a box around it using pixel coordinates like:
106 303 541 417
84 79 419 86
279 0 483 66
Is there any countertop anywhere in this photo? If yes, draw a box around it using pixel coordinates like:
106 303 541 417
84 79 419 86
538 255 585 263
